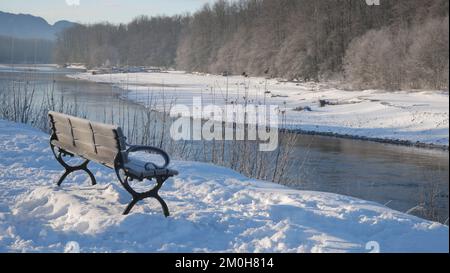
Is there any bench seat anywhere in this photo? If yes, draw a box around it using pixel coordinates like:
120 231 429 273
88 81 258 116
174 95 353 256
51 139 116 168
124 159 179 179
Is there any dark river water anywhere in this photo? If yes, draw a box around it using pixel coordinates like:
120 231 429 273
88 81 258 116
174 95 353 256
0 65 448 224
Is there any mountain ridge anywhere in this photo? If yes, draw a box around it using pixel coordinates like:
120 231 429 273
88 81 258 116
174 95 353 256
0 10 75 40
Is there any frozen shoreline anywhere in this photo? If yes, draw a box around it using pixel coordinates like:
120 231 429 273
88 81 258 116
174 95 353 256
67 71 449 148
0 119 448 253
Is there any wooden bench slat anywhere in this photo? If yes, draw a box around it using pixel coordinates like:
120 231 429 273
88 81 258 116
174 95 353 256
73 141 96 155
51 139 80 156
53 121 72 136
94 146 120 161
51 113 71 127
91 122 121 138
84 152 115 168
93 134 121 150
71 128 91 135
69 117 90 130
55 133 73 146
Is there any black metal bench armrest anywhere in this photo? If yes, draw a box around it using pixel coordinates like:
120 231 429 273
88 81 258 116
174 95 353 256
125 145 170 169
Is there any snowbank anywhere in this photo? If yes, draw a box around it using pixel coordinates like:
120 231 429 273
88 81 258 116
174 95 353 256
68 71 449 147
0 119 448 253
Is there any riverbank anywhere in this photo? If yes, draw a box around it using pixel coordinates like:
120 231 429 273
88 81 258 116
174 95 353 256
67 71 449 149
285 129 449 151
0 119 448 252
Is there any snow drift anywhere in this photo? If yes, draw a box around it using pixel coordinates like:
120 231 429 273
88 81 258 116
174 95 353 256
0 119 448 253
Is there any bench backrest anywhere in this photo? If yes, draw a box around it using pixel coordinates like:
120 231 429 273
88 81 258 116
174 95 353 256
48 111 126 168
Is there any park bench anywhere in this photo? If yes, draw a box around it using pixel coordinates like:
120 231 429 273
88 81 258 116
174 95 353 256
48 111 178 216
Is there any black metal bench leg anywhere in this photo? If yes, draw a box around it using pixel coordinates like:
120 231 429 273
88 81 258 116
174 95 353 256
51 145 97 187
153 177 170 217
123 197 140 215
57 169 74 186
56 162 97 187
84 167 97 186
122 194 170 217
154 194 170 217
117 173 171 216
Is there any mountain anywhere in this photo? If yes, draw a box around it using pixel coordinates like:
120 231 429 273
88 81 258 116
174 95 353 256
0 11 75 40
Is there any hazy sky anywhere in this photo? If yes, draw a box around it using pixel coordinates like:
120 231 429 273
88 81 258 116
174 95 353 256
0 0 217 24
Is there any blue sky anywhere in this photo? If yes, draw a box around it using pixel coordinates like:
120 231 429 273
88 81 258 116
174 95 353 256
0 0 217 24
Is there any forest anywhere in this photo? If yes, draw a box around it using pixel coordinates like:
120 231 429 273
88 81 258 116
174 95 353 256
53 0 449 90
0 36 53 64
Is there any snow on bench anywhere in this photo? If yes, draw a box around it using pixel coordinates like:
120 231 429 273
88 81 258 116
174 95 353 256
48 111 178 216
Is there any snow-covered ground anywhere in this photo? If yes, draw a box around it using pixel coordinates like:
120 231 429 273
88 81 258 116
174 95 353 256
0 119 448 253
68 71 449 147
64 64 87 70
